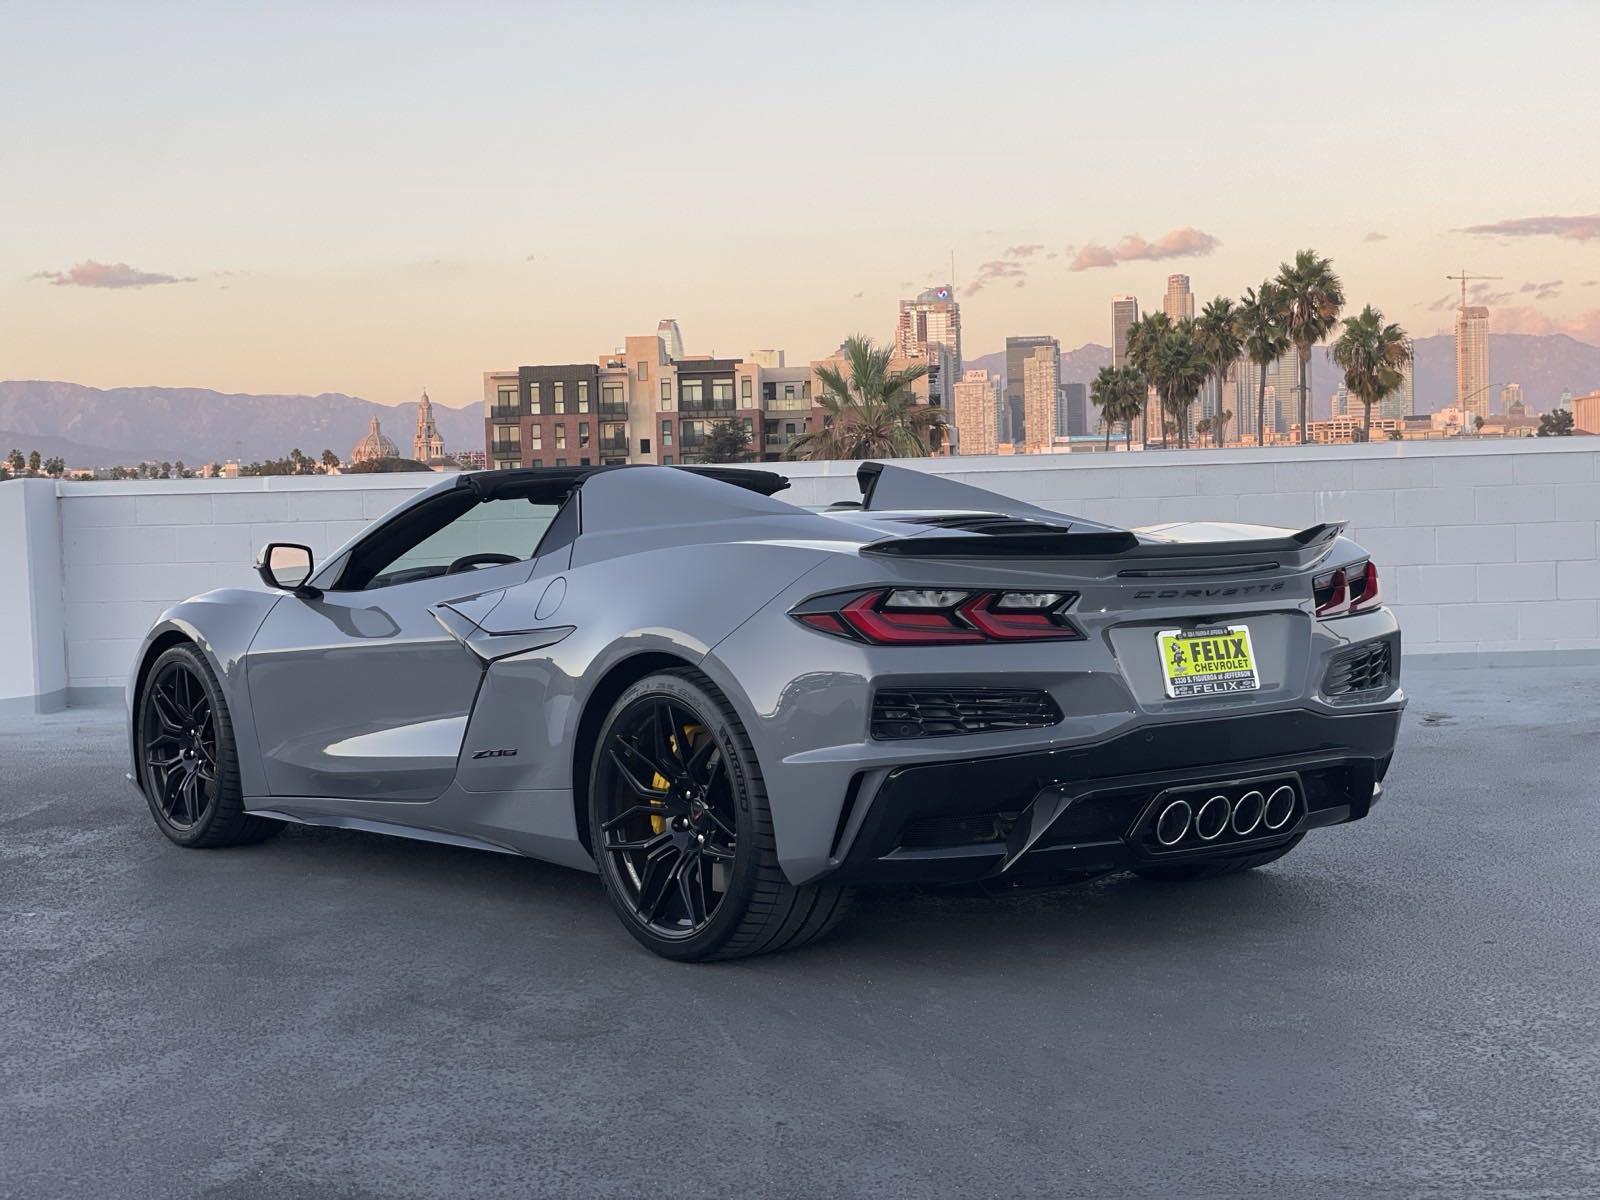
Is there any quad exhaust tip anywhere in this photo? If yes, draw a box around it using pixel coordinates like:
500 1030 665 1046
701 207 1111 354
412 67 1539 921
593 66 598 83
1148 783 1299 850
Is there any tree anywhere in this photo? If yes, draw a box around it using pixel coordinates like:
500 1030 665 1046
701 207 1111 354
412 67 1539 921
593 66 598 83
321 449 340 471
1238 282 1289 447
6 449 24 475
1387 428 1404 441
1274 250 1345 444
1195 297 1244 447
28 450 42 476
1537 409 1575 437
343 456 434 473
787 334 934 461
701 420 753 463
1123 312 1173 447
1330 305 1412 443
1147 320 1210 449
43 456 66 478
1473 414 1486 433
1090 365 1146 451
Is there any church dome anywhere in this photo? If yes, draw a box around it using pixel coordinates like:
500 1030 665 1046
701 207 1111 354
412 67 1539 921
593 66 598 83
351 415 398 464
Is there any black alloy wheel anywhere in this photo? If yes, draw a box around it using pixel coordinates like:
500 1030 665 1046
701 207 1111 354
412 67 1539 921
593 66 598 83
589 670 853 962
142 659 219 829
136 643 281 848
596 692 738 939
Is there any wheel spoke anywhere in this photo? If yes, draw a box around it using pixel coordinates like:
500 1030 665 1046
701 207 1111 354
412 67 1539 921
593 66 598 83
150 684 185 733
677 854 707 926
686 734 718 783
601 802 675 833
698 841 735 863
608 747 667 800
606 831 673 854
635 845 684 923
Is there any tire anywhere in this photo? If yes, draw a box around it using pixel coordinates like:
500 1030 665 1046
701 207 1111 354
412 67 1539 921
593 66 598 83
1130 834 1303 882
135 643 282 849
588 669 853 962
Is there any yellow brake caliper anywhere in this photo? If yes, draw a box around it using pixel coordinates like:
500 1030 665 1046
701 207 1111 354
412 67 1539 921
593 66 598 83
650 724 705 833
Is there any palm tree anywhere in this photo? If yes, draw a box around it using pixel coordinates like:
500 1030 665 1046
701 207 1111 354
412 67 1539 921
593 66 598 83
1090 365 1146 452
1330 305 1412 443
1148 321 1210 449
1195 297 1243 447
1124 312 1173 447
1274 250 1345 444
1213 409 1233 448
786 334 933 461
1238 282 1290 446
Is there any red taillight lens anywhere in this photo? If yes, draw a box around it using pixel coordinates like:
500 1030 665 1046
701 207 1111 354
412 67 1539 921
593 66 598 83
1314 561 1380 618
794 589 1083 645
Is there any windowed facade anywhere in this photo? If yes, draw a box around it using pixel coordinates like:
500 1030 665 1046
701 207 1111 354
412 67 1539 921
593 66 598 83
553 381 566 414
661 420 673 448
577 380 589 413
660 379 672 409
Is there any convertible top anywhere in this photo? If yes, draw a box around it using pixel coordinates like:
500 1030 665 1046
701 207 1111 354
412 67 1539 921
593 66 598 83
460 464 790 503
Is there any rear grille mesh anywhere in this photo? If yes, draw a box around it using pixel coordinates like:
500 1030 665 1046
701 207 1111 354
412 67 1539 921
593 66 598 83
1324 641 1392 697
871 687 1063 740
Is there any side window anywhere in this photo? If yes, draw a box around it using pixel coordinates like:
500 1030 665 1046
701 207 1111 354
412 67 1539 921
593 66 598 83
337 493 561 590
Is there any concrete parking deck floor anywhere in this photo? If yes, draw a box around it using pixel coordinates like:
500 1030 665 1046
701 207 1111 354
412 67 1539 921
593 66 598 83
2 667 1598 1199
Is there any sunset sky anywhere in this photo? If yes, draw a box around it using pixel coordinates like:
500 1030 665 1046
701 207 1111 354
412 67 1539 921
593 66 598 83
6 0 1600 408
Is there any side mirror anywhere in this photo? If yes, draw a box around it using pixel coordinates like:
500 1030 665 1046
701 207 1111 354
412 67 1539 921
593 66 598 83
256 542 321 598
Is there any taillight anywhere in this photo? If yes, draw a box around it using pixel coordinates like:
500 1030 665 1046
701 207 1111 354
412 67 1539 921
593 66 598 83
792 588 1082 645
1313 561 1380 618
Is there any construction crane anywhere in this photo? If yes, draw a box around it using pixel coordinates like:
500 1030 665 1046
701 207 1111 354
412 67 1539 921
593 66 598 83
1446 269 1503 309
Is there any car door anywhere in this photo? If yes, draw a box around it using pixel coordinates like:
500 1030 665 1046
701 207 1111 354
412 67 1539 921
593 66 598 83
244 485 561 802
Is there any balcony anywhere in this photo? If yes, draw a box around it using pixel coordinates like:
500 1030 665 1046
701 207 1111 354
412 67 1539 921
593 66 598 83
489 441 522 456
598 401 629 419
488 406 522 420
599 435 628 454
677 398 736 416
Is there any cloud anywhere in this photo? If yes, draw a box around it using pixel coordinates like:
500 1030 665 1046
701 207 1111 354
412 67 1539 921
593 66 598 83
962 257 1030 296
29 260 196 289
1520 279 1563 301
1068 226 1220 271
1004 243 1044 259
1364 232 1388 242
1585 280 1599 288
524 253 537 262
1490 306 1600 343
1462 214 1600 242
852 290 865 299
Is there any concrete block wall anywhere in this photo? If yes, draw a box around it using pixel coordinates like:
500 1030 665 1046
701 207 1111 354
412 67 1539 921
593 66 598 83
2 438 1597 711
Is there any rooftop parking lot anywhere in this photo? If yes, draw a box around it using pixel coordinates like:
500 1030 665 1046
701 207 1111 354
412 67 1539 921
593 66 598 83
3 666 1598 1199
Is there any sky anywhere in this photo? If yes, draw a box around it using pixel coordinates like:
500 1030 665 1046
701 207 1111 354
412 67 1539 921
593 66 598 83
4 0 1600 408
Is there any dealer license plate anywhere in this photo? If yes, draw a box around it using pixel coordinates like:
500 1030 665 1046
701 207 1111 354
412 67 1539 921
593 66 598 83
1156 625 1260 699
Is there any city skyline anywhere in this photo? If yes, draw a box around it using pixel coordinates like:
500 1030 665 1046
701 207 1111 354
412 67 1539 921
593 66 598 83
5 3 1599 402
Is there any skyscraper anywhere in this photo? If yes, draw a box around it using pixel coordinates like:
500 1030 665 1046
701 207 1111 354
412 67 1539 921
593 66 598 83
1498 383 1524 417
657 319 685 360
1059 382 1088 437
1021 342 1061 453
1005 336 1059 448
1111 295 1139 367
1164 275 1195 322
1456 306 1491 420
953 369 1001 456
895 286 962 407
1379 343 1415 421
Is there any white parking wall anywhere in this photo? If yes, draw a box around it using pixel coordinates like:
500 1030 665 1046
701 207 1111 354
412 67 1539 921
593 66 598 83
3 437 1597 710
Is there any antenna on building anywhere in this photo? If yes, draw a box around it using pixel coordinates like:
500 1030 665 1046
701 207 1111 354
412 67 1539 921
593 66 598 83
1446 269 1503 309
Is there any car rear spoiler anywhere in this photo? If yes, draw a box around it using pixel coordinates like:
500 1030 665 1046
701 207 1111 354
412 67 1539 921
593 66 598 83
861 521 1346 569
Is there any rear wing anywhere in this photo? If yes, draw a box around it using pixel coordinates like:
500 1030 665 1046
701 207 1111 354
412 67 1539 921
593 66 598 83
862 521 1346 571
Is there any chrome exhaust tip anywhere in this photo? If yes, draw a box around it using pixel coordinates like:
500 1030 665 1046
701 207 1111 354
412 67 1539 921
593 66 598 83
1231 789 1265 836
1154 799 1192 847
1194 794 1230 842
1263 785 1297 831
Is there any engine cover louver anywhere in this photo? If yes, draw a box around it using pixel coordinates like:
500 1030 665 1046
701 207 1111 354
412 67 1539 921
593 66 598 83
871 687 1063 740
1323 641 1393 698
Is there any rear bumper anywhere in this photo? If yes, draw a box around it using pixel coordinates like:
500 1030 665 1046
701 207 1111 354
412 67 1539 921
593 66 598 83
823 706 1402 886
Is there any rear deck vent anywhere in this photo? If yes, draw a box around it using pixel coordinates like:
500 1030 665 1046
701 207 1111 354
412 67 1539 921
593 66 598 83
897 811 1018 850
1323 641 1392 697
871 687 1062 740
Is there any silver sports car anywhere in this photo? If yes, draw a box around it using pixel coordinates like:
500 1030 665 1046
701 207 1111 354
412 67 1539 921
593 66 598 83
127 463 1404 960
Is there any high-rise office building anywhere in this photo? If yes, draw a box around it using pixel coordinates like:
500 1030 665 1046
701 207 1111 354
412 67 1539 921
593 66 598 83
1005 336 1058 449
1111 296 1139 367
1498 383 1524 417
896 286 962 407
1379 342 1416 421
1021 345 1060 453
1059 381 1088 437
1164 275 1195 322
1456 306 1491 420
656 319 685 361
953 369 1001 457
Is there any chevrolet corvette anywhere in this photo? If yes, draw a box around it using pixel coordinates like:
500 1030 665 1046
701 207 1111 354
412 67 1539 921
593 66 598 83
127 462 1404 960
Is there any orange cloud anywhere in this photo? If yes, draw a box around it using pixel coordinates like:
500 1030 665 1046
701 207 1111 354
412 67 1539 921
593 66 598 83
1490 306 1600 343
29 260 196 288
1069 226 1220 271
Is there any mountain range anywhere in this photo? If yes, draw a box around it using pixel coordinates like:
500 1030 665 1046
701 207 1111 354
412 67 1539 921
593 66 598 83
3 331 1598 466
0 383 484 467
